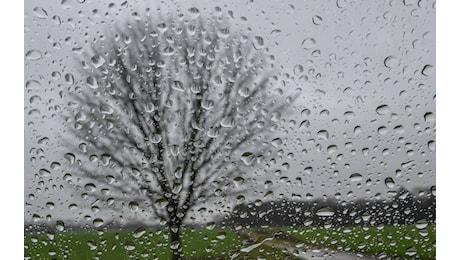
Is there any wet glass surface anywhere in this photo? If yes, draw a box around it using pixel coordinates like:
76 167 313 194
25 0 435 259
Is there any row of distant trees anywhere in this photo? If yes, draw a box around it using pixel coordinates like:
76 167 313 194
223 188 435 228
24 187 435 233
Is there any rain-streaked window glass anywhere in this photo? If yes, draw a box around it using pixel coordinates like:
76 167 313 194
25 0 435 259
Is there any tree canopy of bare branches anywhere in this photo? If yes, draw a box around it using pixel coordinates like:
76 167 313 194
64 11 292 259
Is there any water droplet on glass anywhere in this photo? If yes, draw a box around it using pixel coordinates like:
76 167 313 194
156 23 168 34
303 218 313 226
52 15 61 25
377 126 388 135
171 241 180 249
84 183 96 192
154 198 169 209
252 36 265 50
100 104 114 114
271 138 282 147
162 46 175 56
427 140 435 151
32 214 41 222
64 153 75 164
39 168 51 177
37 136 49 145
394 125 405 134
32 7 48 19
424 112 435 123
86 76 98 89
293 65 304 75
301 108 311 117
63 173 72 181
327 145 337 154
25 49 42 60
384 56 399 68
241 152 254 166
206 128 219 139
385 177 395 188
233 176 245 188
26 80 41 89
264 180 273 189
238 87 250 97
150 134 162 144
350 173 363 182
316 207 335 216
128 201 139 212
304 167 313 174
320 109 330 116
51 71 61 80
317 130 329 140
55 220 65 231
344 111 355 119
172 81 185 92
299 120 310 129
270 29 282 37
46 202 55 209
376 105 391 115
302 37 316 49
354 126 362 135
92 218 104 227
312 15 323 25
188 7 200 19
87 240 97 250
421 64 434 76
64 73 74 85
99 153 111 165
201 100 214 110
91 55 105 68
79 143 87 153
415 219 428 229
172 183 183 194
216 231 227 240
236 195 245 203
405 247 417 257
220 117 235 128
133 227 146 238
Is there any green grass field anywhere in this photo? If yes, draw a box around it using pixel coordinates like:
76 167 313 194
25 225 435 259
269 225 436 260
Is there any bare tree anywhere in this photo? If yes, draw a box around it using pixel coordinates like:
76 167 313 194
64 11 291 259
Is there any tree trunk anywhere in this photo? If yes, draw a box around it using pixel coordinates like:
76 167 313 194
170 224 181 260
169 211 182 260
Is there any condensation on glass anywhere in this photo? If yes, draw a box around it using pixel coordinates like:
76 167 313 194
25 0 435 259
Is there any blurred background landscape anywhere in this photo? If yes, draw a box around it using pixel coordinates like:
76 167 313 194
25 0 435 259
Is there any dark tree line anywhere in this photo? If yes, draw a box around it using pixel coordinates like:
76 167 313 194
225 187 435 228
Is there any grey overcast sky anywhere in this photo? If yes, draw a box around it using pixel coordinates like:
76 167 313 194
25 0 435 223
